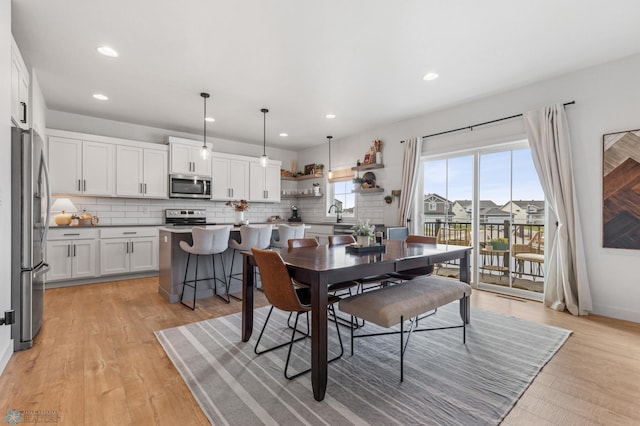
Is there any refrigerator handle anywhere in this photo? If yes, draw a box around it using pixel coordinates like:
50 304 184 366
41 150 52 247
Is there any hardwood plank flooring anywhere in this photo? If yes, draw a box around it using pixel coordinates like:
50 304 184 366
0 277 638 425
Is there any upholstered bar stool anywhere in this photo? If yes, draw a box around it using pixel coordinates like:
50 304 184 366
179 225 232 309
228 224 273 299
270 224 305 248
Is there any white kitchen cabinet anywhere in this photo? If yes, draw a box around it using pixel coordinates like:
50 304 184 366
249 160 281 202
49 136 115 196
169 137 211 176
29 69 47 138
99 228 158 276
46 229 97 282
11 36 30 130
305 224 334 245
212 153 249 200
116 145 168 198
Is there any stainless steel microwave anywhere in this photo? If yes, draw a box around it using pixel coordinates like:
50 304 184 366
169 174 211 199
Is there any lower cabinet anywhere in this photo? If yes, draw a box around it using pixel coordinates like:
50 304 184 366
46 229 98 282
99 228 158 276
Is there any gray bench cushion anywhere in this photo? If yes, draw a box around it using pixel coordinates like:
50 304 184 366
339 276 472 328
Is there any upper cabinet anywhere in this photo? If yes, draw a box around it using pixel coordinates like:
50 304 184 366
116 145 168 198
249 160 281 203
11 36 30 130
168 137 212 177
212 153 249 201
29 69 47 137
49 136 115 196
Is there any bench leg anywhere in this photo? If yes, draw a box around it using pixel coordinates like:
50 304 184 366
400 316 404 382
350 315 354 356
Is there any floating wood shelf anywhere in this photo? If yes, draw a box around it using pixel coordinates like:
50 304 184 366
281 193 324 199
353 187 384 194
351 163 384 171
281 173 323 181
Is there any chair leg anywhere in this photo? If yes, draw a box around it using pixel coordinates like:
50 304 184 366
180 253 190 304
180 254 198 310
228 249 242 301
400 315 404 382
213 253 230 303
255 307 309 356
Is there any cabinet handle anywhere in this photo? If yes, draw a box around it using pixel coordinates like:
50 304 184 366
144 183 147 194
139 183 143 194
73 244 76 257
67 244 70 257
20 102 27 123
125 242 129 253
78 179 81 191
63 233 80 236
83 180 87 191
123 232 137 235
130 242 134 253
231 188 233 197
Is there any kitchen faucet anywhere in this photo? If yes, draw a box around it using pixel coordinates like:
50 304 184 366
328 204 342 223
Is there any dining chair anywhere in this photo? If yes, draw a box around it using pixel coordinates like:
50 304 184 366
271 224 305 248
251 248 344 380
328 234 391 293
288 237 318 249
512 230 544 278
179 225 232 309
328 234 355 246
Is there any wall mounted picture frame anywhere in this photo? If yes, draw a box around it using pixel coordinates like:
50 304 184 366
303 164 315 175
602 128 640 249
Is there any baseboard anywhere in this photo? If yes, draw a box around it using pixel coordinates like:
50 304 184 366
46 272 158 289
592 303 640 323
0 338 13 375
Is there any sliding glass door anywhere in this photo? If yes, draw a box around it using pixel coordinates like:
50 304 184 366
421 142 545 299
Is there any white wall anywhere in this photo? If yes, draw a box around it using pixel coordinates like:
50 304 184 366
0 0 13 372
299 53 640 323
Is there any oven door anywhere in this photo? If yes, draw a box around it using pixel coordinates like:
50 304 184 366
169 175 211 199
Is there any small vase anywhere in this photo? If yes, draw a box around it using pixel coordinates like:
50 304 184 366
234 211 244 225
357 235 371 247
376 151 382 164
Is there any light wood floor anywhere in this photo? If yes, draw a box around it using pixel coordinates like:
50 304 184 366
1 277 639 425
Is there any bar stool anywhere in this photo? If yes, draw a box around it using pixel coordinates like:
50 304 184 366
180 225 232 309
228 225 272 299
270 223 305 248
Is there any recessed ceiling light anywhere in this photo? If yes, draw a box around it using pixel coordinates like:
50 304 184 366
97 46 118 57
279 133 288 137
325 113 336 119
93 94 109 101
423 72 439 81
205 117 215 122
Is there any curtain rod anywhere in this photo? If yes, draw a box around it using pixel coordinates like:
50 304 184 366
400 101 575 142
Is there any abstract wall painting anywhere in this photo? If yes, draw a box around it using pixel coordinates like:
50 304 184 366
603 129 640 249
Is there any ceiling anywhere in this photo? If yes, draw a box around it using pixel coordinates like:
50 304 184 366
11 1 640 151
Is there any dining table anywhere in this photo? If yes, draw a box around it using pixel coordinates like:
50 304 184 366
240 239 472 401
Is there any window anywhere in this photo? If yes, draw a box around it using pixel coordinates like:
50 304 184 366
429 202 437 211
328 181 356 218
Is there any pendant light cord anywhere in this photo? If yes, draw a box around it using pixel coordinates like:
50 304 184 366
261 108 268 156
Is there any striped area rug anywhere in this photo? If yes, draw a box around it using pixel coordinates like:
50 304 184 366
155 303 570 425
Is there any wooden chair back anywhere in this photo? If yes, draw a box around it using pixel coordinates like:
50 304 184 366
328 235 356 246
288 238 319 249
406 235 436 244
251 248 306 312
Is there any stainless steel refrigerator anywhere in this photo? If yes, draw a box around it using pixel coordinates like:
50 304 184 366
11 127 51 351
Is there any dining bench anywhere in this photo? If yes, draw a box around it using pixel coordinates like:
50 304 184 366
339 275 472 381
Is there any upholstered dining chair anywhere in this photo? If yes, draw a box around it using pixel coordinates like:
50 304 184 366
287 237 318 249
387 235 437 281
179 225 232 309
271 224 305 248
251 248 343 380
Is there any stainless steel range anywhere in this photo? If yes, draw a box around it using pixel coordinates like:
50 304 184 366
164 208 216 226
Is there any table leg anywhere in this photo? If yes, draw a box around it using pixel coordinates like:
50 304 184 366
241 253 254 342
311 274 328 401
460 250 471 324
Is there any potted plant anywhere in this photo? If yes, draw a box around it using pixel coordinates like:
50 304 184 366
351 219 375 247
352 177 364 188
226 199 250 225
314 164 324 175
489 237 509 250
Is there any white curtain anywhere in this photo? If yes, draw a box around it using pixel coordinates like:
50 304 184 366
524 104 592 315
398 138 422 231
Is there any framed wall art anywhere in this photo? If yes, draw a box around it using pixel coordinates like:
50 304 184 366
602 128 640 249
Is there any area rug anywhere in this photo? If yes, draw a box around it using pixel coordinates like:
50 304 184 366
155 304 571 425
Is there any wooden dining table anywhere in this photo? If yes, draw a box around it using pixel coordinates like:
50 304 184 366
240 239 472 401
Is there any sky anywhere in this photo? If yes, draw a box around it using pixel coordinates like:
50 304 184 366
423 148 545 205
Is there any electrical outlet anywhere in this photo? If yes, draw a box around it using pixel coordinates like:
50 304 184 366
0 310 15 326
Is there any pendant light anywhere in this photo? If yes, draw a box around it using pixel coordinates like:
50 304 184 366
200 92 210 160
260 108 269 167
327 135 333 179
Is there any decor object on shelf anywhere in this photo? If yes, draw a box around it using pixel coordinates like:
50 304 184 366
373 139 382 164
313 182 321 195
51 198 77 226
303 164 315 175
351 219 375 247
384 195 393 204
260 108 269 167
361 172 377 189
200 92 210 160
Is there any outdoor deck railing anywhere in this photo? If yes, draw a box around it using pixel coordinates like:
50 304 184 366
423 219 544 245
